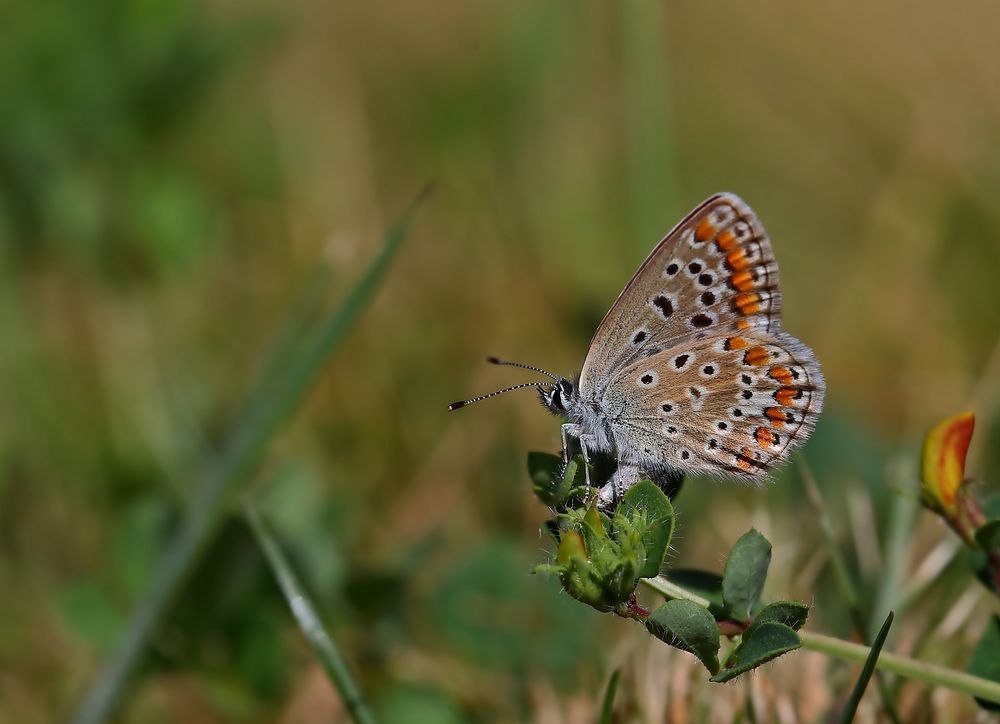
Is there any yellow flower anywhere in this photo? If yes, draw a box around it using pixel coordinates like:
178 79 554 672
921 412 975 514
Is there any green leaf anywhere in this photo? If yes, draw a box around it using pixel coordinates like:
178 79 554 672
710 622 800 683
722 528 772 621
749 600 810 633
968 614 1000 711
838 611 894 724
646 599 721 674
974 519 1000 554
619 480 675 578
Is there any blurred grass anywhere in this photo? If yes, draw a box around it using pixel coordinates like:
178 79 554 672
70 185 426 724
2 1 1000 721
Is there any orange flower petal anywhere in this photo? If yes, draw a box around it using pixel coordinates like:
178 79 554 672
921 412 975 513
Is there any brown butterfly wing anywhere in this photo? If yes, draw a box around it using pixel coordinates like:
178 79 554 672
599 331 824 477
578 193 782 400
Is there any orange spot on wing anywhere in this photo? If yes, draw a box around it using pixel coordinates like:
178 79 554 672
725 336 748 351
765 407 786 425
775 387 796 406
744 346 769 366
695 217 717 242
735 451 754 472
726 248 749 270
731 270 754 292
755 427 775 447
735 292 761 315
716 229 737 251
769 366 793 385
736 319 751 331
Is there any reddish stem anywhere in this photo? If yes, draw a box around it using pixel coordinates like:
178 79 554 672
718 620 750 637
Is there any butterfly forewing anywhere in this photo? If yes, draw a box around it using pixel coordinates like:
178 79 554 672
600 330 824 477
579 193 782 400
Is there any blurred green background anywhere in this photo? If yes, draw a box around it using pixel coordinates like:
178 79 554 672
2 1 1000 722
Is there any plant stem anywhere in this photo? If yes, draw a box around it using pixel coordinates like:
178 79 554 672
798 630 1000 705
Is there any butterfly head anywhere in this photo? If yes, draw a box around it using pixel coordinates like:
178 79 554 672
540 377 577 416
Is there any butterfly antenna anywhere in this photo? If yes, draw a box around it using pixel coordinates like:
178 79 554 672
448 382 548 411
486 356 559 381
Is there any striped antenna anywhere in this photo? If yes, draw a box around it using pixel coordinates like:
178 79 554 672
486 356 559 381
448 382 547 411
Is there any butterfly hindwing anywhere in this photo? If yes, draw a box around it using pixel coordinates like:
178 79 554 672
599 330 824 478
578 193 782 400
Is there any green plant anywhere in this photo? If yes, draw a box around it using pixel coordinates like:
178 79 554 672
528 451 1000 712
530 453 808 681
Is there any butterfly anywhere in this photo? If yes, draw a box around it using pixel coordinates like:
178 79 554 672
450 193 825 507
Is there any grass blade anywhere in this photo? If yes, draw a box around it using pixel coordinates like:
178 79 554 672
71 189 429 724
245 503 376 724
838 611 894 724
598 669 621 724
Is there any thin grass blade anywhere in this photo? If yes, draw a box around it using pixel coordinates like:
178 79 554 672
838 611 894 723
598 669 621 724
245 503 376 724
